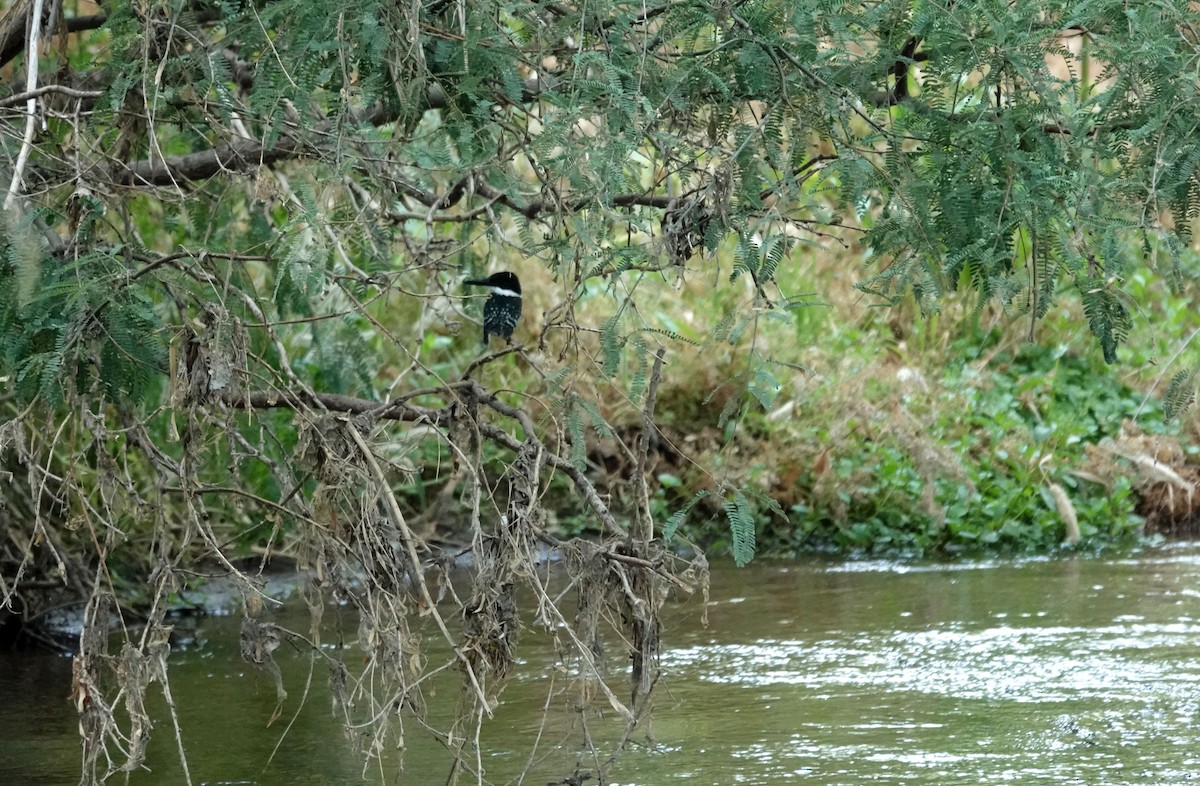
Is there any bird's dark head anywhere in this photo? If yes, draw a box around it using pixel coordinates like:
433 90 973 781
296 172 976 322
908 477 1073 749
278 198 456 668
463 271 521 297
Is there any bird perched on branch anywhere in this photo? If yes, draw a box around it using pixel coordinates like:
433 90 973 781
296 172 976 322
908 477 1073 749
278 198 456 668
463 271 522 345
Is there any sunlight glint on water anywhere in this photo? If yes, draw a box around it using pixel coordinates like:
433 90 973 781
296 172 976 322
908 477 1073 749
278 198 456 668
640 546 1200 785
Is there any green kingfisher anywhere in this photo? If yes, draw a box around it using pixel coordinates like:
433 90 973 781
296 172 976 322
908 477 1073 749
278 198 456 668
463 271 522 345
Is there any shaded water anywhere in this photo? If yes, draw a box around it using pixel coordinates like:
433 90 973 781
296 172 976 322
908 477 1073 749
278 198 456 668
5 545 1200 784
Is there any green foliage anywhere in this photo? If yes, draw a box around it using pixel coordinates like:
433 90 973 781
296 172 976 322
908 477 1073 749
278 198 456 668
820 345 1148 555
664 338 1153 559
1079 281 1131 364
0 239 166 406
660 482 786 567
1163 368 1197 421
661 487 708 541
724 490 757 567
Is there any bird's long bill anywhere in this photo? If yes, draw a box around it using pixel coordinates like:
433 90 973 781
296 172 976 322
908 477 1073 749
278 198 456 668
462 278 489 287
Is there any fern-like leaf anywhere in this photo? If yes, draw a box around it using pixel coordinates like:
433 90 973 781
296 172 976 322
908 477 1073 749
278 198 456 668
566 397 587 472
725 490 757 566
1163 367 1197 421
662 488 711 541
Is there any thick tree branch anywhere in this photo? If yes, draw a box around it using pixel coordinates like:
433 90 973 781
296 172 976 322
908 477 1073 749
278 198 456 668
113 102 406 187
115 136 310 187
118 118 687 219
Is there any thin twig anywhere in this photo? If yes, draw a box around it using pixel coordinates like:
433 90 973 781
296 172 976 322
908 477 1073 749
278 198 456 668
1135 324 1200 421
160 485 322 528
387 194 504 223
460 344 523 379
475 420 625 537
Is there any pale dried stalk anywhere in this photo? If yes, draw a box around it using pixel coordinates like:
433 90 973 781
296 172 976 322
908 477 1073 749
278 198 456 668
5 0 46 212
345 421 493 716
1047 482 1080 545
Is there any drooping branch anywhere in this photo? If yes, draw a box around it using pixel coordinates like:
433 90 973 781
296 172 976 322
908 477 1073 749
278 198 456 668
345 422 493 715
218 389 444 423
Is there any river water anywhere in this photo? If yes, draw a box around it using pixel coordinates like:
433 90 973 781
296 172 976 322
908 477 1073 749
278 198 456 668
4 544 1200 784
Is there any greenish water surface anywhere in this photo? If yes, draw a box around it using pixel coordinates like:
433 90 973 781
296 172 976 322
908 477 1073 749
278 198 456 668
4 544 1200 784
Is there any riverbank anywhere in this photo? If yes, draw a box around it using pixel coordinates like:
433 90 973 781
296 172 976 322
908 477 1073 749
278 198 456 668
524 256 1200 559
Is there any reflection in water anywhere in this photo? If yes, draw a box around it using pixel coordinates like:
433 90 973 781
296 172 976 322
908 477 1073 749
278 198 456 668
4 544 1200 784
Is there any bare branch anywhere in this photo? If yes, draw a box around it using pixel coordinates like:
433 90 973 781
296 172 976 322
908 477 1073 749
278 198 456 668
114 136 310 187
218 389 444 424
0 84 104 108
216 386 625 540
4 0 46 212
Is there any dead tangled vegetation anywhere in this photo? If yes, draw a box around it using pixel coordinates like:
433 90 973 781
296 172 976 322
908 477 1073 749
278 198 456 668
2 340 710 783
1090 422 1200 538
